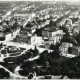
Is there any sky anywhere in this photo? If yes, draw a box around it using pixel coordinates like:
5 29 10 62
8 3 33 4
0 0 80 4
0 0 79 1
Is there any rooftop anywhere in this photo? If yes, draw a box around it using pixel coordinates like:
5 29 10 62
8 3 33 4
43 27 57 32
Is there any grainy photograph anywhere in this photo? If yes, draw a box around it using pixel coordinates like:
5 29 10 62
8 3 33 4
0 0 80 79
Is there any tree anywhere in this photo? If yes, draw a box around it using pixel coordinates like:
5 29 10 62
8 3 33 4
49 44 55 50
49 50 60 59
40 50 48 61
50 42 61 50
0 68 10 79
19 68 30 76
28 73 34 79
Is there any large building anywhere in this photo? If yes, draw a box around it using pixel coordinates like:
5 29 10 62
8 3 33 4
42 27 65 45
42 28 64 38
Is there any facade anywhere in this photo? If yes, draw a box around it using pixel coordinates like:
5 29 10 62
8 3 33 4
24 23 37 33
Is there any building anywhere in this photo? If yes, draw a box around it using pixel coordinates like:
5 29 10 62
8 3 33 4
17 34 44 45
14 13 29 17
42 27 65 45
42 27 65 47
49 34 63 45
59 42 78 58
59 42 73 54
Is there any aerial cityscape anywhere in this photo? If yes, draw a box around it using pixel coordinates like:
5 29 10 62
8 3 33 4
0 0 80 79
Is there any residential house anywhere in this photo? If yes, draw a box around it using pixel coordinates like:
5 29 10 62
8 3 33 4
17 35 32 44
